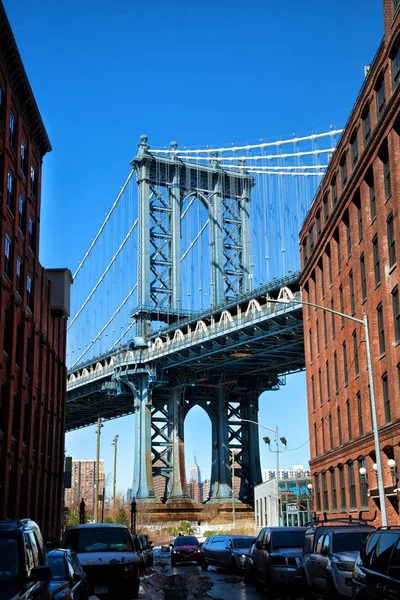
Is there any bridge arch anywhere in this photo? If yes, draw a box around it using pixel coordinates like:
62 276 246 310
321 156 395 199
184 402 214 502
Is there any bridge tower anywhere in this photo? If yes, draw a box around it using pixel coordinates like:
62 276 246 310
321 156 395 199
127 136 259 504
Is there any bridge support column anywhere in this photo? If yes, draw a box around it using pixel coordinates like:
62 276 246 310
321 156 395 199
208 387 232 503
131 374 156 501
240 395 262 503
166 388 190 502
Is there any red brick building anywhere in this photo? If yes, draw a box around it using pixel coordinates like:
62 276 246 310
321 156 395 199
300 0 400 525
0 2 71 537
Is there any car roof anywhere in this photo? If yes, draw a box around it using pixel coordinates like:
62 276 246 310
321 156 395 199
47 549 71 556
65 523 130 530
306 524 374 534
264 527 306 532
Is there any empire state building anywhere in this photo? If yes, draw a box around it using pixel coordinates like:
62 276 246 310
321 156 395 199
189 454 201 483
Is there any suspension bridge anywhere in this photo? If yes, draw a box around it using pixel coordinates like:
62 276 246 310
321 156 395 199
66 129 342 506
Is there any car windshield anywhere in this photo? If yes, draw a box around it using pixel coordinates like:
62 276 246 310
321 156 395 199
174 537 199 547
0 537 19 581
232 538 255 549
47 555 67 580
333 532 371 553
65 527 134 553
272 531 305 549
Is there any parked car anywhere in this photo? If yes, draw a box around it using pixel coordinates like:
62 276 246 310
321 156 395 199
301 520 375 599
47 549 88 600
131 534 146 575
138 533 154 568
170 535 201 566
249 526 306 598
352 527 400 599
63 523 140 599
201 535 256 572
0 519 52 600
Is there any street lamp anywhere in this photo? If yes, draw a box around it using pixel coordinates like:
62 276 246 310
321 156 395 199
236 418 286 526
388 459 400 492
269 294 388 525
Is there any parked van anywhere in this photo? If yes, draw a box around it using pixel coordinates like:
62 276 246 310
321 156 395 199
63 523 140 599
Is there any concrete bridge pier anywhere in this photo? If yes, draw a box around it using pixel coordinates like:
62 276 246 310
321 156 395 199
207 387 232 503
166 387 190 503
130 373 157 501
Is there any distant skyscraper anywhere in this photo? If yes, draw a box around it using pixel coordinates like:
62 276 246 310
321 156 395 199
189 454 201 483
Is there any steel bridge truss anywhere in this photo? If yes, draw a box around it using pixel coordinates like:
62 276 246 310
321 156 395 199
132 137 254 334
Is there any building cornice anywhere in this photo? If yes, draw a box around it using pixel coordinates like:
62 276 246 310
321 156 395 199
0 2 51 157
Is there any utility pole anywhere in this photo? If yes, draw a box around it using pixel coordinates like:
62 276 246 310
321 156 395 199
94 416 103 523
112 435 119 509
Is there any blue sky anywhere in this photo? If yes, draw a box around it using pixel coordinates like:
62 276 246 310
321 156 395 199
3 0 384 496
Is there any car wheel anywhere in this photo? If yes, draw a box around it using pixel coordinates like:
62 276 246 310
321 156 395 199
201 559 208 571
131 579 140 600
231 558 238 575
326 576 340 600
171 557 176 567
244 568 252 584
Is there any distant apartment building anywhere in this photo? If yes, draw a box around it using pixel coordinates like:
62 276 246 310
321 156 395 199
263 464 312 481
64 460 105 511
0 1 72 538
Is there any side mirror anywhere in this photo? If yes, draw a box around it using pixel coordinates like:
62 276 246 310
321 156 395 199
30 566 51 583
72 572 81 583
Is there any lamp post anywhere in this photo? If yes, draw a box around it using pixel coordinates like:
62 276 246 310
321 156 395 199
306 483 313 518
236 418 286 526
270 296 388 526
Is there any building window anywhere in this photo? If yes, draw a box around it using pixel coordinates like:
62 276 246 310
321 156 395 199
327 245 332 286
9 111 16 148
339 285 344 328
380 141 391 200
16 256 22 296
344 210 351 258
348 462 356 510
302 238 308 265
340 154 347 188
323 192 329 224
339 466 346 511
26 336 32 379
330 469 337 511
354 190 362 241
382 372 391 422
30 165 36 197
362 104 371 146
325 360 331 401
12 394 19 439
343 342 348 387
323 310 328 348
315 474 321 512
360 254 367 302
375 74 386 119
322 471 328 511
353 330 359 378
357 391 363 435
309 328 313 362
331 298 335 338
321 419 326 453
346 399 352 441
392 286 400 343
318 368 323 405
377 303 386 354
334 351 339 394
311 375 316 411
18 195 26 235
387 213 396 268
4 234 12 279
314 423 318 457
0 86 3 122
334 228 341 273
7 170 15 211
20 140 26 175
316 210 321 239
350 130 358 166
349 271 355 316
318 258 325 298
337 406 342 446
331 176 338 206
358 457 369 510
28 218 35 254
23 402 30 445
365 167 376 220
4 306 12 355
373 235 380 286
26 275 33 311
316 319 320 355
391 35 400 88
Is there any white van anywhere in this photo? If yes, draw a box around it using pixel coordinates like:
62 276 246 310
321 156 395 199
63 523 140 599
